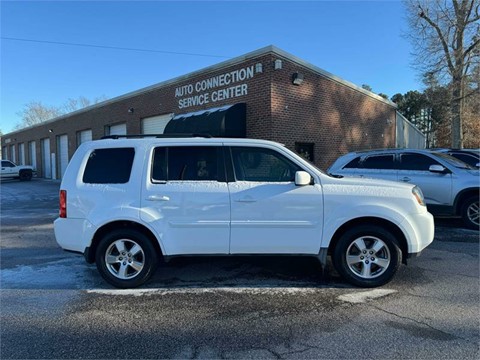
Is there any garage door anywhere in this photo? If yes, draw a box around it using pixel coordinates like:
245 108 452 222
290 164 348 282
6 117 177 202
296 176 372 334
10 145 16 163
29 141 37 169
78 129 92 145
141 113 173 134
58 135 69 179
18 143 25 165
108 123 127 136
41 138 51 179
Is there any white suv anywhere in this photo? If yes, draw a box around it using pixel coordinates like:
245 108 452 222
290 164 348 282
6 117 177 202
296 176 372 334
54 136 434 288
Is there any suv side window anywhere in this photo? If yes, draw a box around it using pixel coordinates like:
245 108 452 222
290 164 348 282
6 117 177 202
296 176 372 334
362 154 396 169
449 153 478 167
343 156 361 168
152 146 222 182
83 148 135 184
231 147 301 182
400 153 441 171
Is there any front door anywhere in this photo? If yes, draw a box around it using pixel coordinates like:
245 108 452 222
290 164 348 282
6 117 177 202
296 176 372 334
141 145 230 255
228 146 323 254
398 153 452 205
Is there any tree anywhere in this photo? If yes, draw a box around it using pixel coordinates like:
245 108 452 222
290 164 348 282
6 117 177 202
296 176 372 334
15 101 63 130
391 90 438 147
462 64 480 147
15 96 108 130
404 0 480 148
422 73 452 147
63 95 107 113
361 84 373 92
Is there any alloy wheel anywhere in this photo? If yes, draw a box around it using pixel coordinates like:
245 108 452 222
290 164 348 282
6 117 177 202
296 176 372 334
346 236 391 279
105 239 145 280
467 200 479 226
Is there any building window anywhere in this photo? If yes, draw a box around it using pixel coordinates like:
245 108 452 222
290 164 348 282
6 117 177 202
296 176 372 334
295 143 314 162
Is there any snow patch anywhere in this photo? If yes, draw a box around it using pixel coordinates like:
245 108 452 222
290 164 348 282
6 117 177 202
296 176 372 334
337 289 397 304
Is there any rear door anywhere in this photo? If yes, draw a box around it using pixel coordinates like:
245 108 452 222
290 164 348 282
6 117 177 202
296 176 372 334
141 145 230 255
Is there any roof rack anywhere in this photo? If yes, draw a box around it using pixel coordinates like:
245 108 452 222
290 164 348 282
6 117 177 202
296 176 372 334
101 133 212 140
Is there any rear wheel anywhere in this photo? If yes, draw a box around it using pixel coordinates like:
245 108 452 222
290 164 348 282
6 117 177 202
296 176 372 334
461 196 480 230
333 225 401 287
95 229 158 288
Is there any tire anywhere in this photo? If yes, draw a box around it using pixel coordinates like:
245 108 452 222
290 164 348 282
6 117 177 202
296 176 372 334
95 229 158 288
461 196 480 230
19 170 32 181
333 225 402 288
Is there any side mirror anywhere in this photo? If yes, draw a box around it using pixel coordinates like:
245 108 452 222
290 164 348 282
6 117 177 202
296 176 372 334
295 171 312 186
429 164 448 173
475 162 480 168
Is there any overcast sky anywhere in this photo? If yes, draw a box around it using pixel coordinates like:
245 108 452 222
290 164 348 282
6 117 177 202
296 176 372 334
1 0 419 134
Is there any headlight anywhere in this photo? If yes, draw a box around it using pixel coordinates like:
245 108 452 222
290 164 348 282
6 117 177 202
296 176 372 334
412 186 426 206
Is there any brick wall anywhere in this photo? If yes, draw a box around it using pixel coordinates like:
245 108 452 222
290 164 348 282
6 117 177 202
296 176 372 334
269 55 396 170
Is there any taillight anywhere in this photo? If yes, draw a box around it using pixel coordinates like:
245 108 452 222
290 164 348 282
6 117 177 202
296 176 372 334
59 190 67 218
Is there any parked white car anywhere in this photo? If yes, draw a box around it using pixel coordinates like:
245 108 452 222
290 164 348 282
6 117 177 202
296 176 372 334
54 136 434 288
328 149 480 229
1 160 35 181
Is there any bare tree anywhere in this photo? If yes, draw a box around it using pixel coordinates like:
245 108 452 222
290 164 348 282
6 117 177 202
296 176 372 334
404 0 480 148
15 96 108 130
15 101 63 130
63 95 107 113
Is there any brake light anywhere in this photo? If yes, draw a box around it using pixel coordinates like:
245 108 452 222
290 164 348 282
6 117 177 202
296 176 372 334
59 190 67 218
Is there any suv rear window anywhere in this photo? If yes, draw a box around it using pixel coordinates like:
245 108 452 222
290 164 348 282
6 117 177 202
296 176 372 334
83 148 135 184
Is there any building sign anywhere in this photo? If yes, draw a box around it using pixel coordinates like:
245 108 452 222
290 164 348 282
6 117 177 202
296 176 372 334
175 66 254 109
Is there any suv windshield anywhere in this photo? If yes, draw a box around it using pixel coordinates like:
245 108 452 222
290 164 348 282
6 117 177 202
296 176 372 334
432 152 475 170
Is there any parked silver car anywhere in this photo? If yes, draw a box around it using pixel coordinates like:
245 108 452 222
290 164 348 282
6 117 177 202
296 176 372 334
328 149 480 229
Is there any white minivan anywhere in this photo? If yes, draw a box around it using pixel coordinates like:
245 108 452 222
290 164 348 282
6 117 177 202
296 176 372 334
54 136 434 288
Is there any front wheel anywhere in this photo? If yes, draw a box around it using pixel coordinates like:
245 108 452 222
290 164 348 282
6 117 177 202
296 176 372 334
461 196 480 230
333 225 401 287
19 170 32 181
95 229 158 288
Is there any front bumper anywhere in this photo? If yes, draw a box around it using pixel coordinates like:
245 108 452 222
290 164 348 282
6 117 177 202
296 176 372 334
400 211 435 255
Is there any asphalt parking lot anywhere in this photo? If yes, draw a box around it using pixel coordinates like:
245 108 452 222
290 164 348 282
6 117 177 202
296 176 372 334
1 179 479 359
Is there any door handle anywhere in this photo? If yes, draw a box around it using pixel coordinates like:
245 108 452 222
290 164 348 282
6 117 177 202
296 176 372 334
235 197 256 203
401 177 411 182
147 195 170 201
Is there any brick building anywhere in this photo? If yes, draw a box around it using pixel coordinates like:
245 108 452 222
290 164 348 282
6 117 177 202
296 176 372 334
2 45 401 179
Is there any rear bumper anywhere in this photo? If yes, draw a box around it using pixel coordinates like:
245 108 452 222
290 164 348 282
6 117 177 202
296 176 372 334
54 218 95 254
